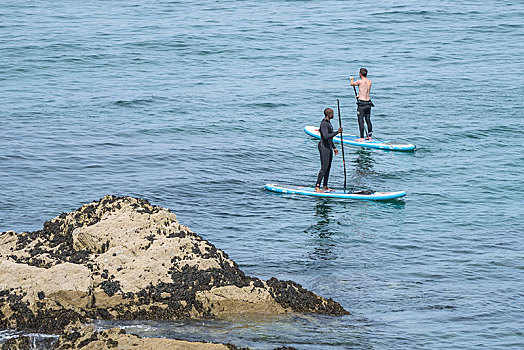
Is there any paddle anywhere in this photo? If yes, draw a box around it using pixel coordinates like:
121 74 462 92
352 85 358 102
351 78 369 138
336 99 347 193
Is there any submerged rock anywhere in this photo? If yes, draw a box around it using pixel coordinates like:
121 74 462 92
2 326 294 349
0 196 348 334
52 326 228 349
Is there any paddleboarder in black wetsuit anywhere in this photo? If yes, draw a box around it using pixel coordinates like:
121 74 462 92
315 108 342 193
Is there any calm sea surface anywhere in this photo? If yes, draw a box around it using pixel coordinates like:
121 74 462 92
1 0 523 348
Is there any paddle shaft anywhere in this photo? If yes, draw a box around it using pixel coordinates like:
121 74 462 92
352 85 358 102
337 99 347 193
352 84 369 137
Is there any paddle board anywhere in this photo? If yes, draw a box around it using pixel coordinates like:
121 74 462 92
304 125 416 151
265 183 406 200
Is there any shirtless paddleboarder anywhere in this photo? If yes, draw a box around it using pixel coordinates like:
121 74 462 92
315 108 342 193
350 68 373 141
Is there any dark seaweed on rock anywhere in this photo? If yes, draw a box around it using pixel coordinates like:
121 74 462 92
45 196 158 238
1 335 31 350
0 310 6 329
225 344 251 350
10 231 91 268
0 290 88 334
100 280 122 297
107 262 258 320
8 196 161 268
266 278 349 316
53 328 123 349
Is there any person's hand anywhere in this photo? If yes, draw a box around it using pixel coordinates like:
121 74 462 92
350 76 354 80
337 127 343 133
334 149 339 155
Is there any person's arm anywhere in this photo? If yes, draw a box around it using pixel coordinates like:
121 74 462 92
331 139 338 155
319 121 340 140
350 76 361 87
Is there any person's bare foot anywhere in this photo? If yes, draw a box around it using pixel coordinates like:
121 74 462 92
365 136 372 140
355 138 365 142
322 187 335 192
314 187 324 193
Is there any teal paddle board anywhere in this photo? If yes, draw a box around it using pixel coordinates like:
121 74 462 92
265 183 406 200
304 125 416 151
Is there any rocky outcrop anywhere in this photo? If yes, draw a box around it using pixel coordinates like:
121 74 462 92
0 196 348 335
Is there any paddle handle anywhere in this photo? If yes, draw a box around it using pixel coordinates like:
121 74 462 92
337 99 347 193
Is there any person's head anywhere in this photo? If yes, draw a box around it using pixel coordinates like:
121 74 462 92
324 108 334 119
359 67 368 78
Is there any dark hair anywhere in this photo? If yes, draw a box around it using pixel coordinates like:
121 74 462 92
359 68 368 77
324 108 333 117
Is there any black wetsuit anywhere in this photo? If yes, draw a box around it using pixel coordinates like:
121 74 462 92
357 100 373 138
316 118 338 188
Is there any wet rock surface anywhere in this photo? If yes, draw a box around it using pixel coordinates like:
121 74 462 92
1 335 31 350
0 196 348 336
52 326 228 349
2 327 299 350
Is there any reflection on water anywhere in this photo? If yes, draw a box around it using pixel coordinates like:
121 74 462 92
306 200 334 237
347 149 377 192
353 149 376 178
313 200 332 235
303 194 406 263
304 200 338 260
379 199 406 209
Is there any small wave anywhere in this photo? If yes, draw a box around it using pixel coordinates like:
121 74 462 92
499 23 522 29
113 97 166 107
0 329 20 342
245 102 289 108
421 304 456 310
372 9 433 16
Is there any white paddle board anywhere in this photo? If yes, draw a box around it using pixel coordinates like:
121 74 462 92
304 125 416 151
265 183 406 200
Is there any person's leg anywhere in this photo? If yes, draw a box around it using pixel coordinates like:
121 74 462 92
322 151 333 190
364 105 372 138
316 144 329 191
357 105 365 138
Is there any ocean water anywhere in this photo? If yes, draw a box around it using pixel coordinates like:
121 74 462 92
1 0 523 349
